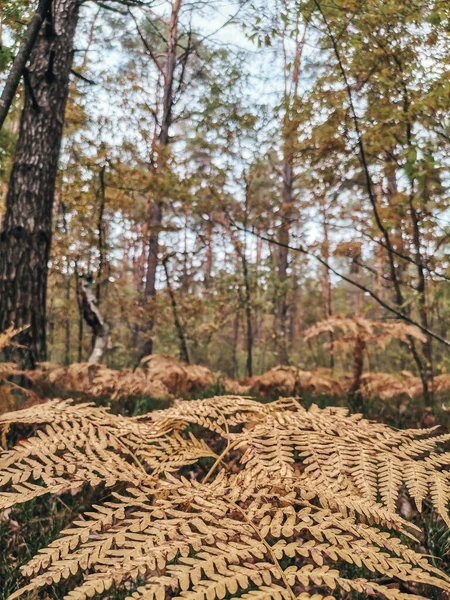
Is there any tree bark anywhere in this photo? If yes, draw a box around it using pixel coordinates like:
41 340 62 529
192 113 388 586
163 256 190 364
76 274 110 364
204 219 213 287
0 0 79 367
320 201 334 370
0 0 52 130
276 155 293 365
139 0 182 361
241 243 253 378
140 200 163 358
96 165 107 304
231 308 240 379
64 272 71 365
349 334 366 410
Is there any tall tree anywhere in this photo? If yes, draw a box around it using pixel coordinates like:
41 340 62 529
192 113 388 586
0 0 79 365
138 0 183 360
275 2 307 365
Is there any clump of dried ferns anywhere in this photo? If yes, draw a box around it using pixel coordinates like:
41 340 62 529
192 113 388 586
1 396 450 599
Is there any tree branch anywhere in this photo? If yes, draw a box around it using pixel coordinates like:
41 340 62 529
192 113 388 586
71 69 96 85
313 0 405 307
229 219 450 350
0 0 52 130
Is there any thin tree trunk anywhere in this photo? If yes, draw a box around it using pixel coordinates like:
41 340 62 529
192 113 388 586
316 3 434 402
276 155 293 365
140 200 163 358
139 0 182 361
64 273 71 365
0 0 52 130
96 165 107 304
409 194 434 402
231 309 240 379
403 96 434 403
385 157 432 402
242 179 253 377
241 247 253 378
320 202 334 370
74 261 83 362
204 219 213 287
289 256 298 345
0 0 79 367
181 211 189 291
163 256 190 364
76 274 110 364
349 334 366 410
274 13 306 366
254 225 263 346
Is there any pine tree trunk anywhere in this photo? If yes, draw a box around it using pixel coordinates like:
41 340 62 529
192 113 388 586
0 0 79 366
204 219 213 287
163 256 190 364
76 274 110 364
241 248 253 378
96 165 107 304
140 200 163 359
276 156 293 365
349 335 366 410
320 203 334 370
384 155 433 404
138 0 182 361
231 310 240 380
64 273 71 365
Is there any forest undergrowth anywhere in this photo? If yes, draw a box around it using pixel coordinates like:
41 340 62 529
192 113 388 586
3 1 450 598
2 328 450 600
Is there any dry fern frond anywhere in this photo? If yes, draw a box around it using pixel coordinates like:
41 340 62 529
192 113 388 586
432 374 450 396
359 372 423 400
0 327 26 384
25 354 218 401
0 362 20 382
249 366 342 397
1 397 450 599
0 327 39 415
0 326 28 352
221 377 252 395
304 316 426 349
140 354 216 395
26 362 173 401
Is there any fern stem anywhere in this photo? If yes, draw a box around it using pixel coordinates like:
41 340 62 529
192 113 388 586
227 499 297 600
203 438 240 484
109 432 150 477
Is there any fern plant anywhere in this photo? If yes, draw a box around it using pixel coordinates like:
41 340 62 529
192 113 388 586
1 396 450 599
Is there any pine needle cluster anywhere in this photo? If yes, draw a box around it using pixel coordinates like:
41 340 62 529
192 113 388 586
1 396 450 599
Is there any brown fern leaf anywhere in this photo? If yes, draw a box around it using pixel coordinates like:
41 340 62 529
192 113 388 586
0 326 28 352
27 363 173 402
248 366 342 398
1 396 450 600
0 399 215 510
304 316 426 349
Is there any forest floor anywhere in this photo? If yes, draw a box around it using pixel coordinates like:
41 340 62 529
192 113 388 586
1 355 450 598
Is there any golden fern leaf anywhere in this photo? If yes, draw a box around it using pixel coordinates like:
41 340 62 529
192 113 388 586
304 316 426 348
10 474 450 600
0 399 215 510
0 326 28 351
2 396 450 599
